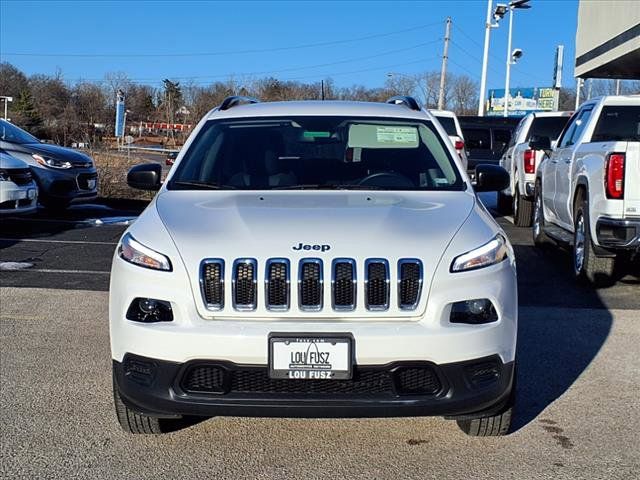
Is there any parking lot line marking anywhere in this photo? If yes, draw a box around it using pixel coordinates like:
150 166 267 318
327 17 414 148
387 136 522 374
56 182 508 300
0 238 118 246
6 268 111 275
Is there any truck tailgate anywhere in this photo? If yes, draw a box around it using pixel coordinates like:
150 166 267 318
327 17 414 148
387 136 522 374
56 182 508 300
625 142 640 218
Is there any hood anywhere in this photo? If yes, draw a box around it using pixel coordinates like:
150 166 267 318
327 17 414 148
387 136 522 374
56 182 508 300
0 151 29 169
20 142 93 166
155 190 475 318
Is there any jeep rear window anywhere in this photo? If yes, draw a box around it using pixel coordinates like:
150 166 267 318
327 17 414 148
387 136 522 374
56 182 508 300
434 116 457 136
169 116 464 191
526 116 570 142
591 106 640 142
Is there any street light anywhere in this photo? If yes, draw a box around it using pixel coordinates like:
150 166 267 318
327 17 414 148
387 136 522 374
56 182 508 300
503 0 531 117
478 1 505 116
0 96 13 120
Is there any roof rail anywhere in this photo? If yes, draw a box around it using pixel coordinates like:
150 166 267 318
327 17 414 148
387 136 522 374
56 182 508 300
386 96 421 111
219 95 260 111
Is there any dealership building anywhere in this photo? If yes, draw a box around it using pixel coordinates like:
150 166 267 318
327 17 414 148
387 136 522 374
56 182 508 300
575 1 640 79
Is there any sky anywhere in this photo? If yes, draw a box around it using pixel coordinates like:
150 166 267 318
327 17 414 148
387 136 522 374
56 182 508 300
0 0 579 91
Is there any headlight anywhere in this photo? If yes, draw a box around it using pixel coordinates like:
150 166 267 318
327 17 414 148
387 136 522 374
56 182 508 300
32 153 72 169
118 233 172 271
450 234 508 272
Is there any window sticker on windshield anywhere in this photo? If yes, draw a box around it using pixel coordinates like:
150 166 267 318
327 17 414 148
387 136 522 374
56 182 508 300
303 131 331 138
376 126 418 145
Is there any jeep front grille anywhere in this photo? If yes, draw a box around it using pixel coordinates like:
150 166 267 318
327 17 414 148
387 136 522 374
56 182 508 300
398 259 423 310
332 259 356 311
298 259 323 311
233 259 257 310
200 257 424 313
265 259 289 311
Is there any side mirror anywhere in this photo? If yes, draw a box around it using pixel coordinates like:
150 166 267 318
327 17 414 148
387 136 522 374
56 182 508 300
528 135 551 151
127 163 162 191
474 164 510 192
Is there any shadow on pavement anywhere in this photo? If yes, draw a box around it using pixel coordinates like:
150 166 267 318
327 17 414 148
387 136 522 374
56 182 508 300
511 245 613 432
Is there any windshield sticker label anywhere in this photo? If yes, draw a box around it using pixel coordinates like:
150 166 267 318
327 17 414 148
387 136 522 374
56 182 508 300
376 126 418 145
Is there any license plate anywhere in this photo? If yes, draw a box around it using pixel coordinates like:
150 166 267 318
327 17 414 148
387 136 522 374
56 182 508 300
27 189 37 200
87 179 96 189
16 191 27 200
269 335 352 380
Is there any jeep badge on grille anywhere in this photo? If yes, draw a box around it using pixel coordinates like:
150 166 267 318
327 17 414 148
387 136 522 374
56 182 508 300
292 243 331 252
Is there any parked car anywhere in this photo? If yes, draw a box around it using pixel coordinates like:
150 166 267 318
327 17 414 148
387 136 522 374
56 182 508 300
0 119 98 210
111 96 517 437
459 116 520 174
430 110 468 170
0 150 38 215
533 95 640 286
498 111 572 226
166 151 179 166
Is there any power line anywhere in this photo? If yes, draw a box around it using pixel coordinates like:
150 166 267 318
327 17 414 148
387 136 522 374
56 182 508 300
69 40 442 83
1 21 443 58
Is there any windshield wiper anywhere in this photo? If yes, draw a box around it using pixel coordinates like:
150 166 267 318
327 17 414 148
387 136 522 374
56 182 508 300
170 180 236 190
273 184 386 190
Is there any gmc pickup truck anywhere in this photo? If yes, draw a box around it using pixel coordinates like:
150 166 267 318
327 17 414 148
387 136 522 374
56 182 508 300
533 95 640 285
498 111 571 226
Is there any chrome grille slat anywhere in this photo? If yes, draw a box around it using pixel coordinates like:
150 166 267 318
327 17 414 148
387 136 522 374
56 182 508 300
200 259 224 310
332 258 356 311
365 259 389 311
298 259 323 311
265 258 290 311
398 259 423 310
233 259 257 311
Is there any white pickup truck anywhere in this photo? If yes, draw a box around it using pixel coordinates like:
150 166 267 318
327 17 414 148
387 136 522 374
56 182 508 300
533 95 640 285
498 111 571 226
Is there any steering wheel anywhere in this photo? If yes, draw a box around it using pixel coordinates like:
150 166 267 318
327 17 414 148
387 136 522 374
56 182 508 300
356 172 415 188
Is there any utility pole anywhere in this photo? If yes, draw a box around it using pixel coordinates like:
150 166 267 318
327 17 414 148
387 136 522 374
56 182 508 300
438 17 452 110
615 79 621 95
478 0 493 116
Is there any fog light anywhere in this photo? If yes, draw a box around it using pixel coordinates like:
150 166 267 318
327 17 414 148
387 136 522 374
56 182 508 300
126 298 173 323
450 299 498 324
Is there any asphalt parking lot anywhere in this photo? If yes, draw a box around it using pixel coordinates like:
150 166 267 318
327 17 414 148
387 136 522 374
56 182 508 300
1 195 639 479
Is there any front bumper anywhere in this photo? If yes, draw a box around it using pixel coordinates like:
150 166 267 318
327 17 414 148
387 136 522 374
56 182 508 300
114 353 515 419
596 216 640 250
31 166 98 202
0 182 38 215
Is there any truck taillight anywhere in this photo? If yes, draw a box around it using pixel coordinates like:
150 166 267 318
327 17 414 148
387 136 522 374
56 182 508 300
605 153 625 199
523 149 536 174
455 140 465 151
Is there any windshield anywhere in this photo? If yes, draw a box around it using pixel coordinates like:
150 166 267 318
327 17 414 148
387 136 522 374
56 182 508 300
169 116 464 191
527 116 570 141
0 119 39 145
591 106 640 142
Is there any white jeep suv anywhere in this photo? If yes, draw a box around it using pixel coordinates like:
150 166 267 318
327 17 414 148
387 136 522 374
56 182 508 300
110 96 518 437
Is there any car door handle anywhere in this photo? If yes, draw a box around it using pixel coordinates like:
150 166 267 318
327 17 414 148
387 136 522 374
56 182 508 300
564 159 572 164
550 159 559 164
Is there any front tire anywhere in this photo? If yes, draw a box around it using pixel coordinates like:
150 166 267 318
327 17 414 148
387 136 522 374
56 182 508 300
573 196 615 287
113 374 187 434
532 182 551 247
513 186 533 227
457 383 515 437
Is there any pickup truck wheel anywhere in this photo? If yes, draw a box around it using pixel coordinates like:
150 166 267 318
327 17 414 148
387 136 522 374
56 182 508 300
532 183 551 247
457 382 515 437
513 187 533 227
573 198 615 286
496 191 513 214
113 374 169 434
